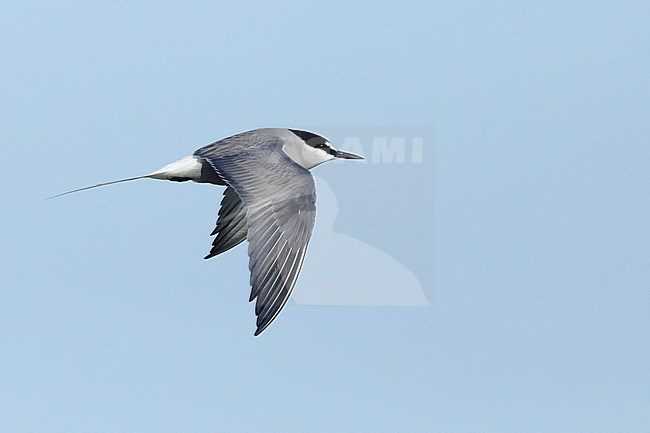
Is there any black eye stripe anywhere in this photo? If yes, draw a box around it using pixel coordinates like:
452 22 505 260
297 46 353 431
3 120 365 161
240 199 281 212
289 129 330 149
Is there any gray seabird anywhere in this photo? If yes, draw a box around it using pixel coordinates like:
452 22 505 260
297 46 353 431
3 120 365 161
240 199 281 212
54 128 364 335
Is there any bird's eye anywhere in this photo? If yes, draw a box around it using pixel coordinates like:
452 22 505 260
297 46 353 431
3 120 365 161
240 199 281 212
315 143 328 149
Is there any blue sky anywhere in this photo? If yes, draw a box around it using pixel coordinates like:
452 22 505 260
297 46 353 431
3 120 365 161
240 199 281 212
1 1 649 432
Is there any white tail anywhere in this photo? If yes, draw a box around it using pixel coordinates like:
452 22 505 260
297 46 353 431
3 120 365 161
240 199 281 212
48 155 206 199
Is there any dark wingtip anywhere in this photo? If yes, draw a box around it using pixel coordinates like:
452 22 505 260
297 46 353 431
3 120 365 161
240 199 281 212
254 316 274 336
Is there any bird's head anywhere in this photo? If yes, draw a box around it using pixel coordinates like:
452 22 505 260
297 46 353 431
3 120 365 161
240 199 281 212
285 129 364 169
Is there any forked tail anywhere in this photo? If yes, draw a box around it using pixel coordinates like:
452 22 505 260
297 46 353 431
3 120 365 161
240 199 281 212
47 175 151 199
48 155 209 199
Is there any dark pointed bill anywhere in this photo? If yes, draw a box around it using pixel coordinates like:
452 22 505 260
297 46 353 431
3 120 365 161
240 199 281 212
332 149 364 160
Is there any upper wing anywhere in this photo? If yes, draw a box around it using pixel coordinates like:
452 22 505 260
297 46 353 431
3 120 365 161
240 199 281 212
204 186 248 259
196 143 316 335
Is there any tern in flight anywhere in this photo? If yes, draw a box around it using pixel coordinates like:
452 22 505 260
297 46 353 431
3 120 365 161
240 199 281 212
54 128 363 335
